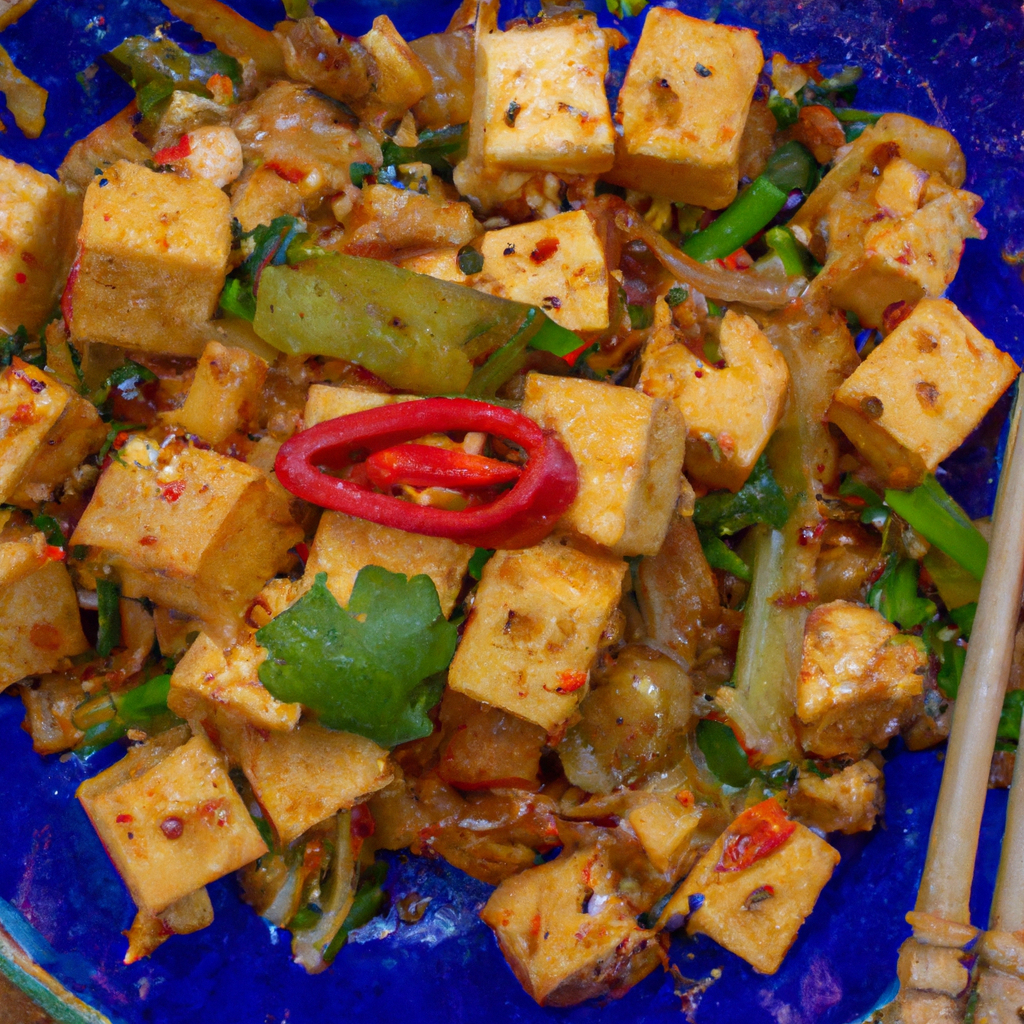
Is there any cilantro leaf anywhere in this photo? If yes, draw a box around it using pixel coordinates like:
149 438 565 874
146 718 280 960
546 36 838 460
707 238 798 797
257 569 457 747
219 216 310 322
379 124 467 181
696 719 754 788
692 454 789 536
998 690 1024 750
867 556 936 630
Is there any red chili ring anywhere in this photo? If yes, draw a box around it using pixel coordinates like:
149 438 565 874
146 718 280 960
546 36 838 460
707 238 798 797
274 397 579 550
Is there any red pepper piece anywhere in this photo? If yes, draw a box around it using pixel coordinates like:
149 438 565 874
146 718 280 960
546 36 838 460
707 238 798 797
365 443 522 491
275 398 578 550
152 134 192 165
715 797 796 873
61 247 82 332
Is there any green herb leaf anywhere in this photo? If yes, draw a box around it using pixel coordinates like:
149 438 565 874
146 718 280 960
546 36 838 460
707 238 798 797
697 527 751 582
257 569 457 747
96 579 122 657
468 548 494 581
665 285 689 308
379 124 467 180
627 304 653 330
91 359 157 407
950 602 976 640
349 161 374 188
104 36 242 116
998 690 1024 746
115 673 172 724
759 760 797 791
937 638 966 700
32 514 67 549
1 325 30 368
526 316 582 357
885 476 988 581
605 0 648 16
220 215 309 322
457 245 484 276
696 718 754 788
692 454 789 537
767 93 799 129
867 556 936 630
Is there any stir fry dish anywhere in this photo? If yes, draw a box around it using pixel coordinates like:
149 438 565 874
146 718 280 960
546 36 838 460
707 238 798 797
1 0 1018 1009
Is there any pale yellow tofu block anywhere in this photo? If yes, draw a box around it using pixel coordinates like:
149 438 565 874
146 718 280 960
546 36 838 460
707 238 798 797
606 8 763 209
786 760 884 835
820 157 986 329
230 166 303 233
522 373 685 555
71 435 301 631
797 600 926 759
480 842 663 1006
448 534 626 733
474 211 610 333
303 383 412 427
174 341 267 446
0 532 88 692
666 811 839 975
217 718 393 845
123 887 214 965
168 632 301 732
828 299 1019 489
640 305 790 492
0 358 105 507
478 15 618 175
627 795 701 876
70 160 231 357
0 156 78 335
397 246 466 285
77 730 268 913
358 15 433 122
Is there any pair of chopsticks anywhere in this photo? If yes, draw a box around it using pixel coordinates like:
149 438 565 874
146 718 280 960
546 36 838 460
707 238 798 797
896 376 1024 1019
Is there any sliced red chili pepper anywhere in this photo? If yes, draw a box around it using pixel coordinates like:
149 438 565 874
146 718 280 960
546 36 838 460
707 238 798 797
365 444 522 491
152 134 192 165
715 797 796 873
275 398 578 550
61 247 82 332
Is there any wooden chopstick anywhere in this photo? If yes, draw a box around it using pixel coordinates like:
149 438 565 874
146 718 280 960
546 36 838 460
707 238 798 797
913 379 1024 925
990 670 1024 934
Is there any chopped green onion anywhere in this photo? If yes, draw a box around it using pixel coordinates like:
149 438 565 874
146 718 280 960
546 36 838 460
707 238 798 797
96 579 122 657
468 548 494 581
627 304 653 330
764 227 810 278
998 690 1024 748
867 556 936 630
885 476 988 580
349 162 374 188
527 316 581 357
682 177 788 263
697 528 751 582
762 141 818 194
950 602 976 639
32 514 67 549
323 862 389 963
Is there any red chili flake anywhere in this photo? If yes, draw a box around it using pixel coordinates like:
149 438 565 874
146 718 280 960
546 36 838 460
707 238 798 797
530 912 542 937
773 588 814 608
158 479 187 503
694 369 704 378
716 798 795 873
797 521 827 546
152 134 192 165
61 248 82 331
116 814 133 824
160 817 184 840
529 238 559 264
676 790 694 809
14 272 27 284
43 545 66 563
266 161 305 184
293 541 310 564
21 251 38 266
554 670 587 694
866 560 888 586
350 803 376 840
11 403 36 424
882 300 913 334
206 73 234 104
139 535 158 547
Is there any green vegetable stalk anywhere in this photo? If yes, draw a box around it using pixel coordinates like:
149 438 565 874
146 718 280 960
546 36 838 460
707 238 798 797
96 579 122 658
682 177 789 263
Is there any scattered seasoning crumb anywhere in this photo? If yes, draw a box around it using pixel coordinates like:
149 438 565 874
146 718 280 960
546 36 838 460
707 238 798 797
504 100 521 127
503 244 516 256
695 62 712 77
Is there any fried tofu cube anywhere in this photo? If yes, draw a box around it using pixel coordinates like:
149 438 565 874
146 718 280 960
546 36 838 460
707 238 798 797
0 156 78 336
480 841 663 1006
522 373 685 555
786 760 884 835
820 159 986 329
230 166 304 233
666 806 839 975
797 600 927 759
77 729 268 913
0 358 105 506
303 383 412 426
627 795 701 876
19 673 86 755
168 632 301 732
174 341 268 446
70 436 301 632
123 887 214 965
640 305 790 492
477 15 618 175
448 534 626 733
69 160 231 357
827 299 1019 489
0 531 88 692
358 15 433 122
473 211 611 333
217 718 393 845
606 9 763 209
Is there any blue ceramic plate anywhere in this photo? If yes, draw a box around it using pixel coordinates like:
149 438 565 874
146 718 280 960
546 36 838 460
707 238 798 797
2 2 1023 1021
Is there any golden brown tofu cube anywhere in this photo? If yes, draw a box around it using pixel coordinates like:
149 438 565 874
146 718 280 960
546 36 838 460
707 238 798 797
77 730 268 913
606 9 763 209
123 887 214 965
168 632 301 732
448 534 626 733
473 211 611 333
478 15 618 175
302 383 413 427
358 15 433 122
0 532 88 692
71 435 301 632
797 600 926 759
666 806 839 975
640 306 790 492
0 358 104 506
523 373 685 555
480 841 663 1006
828 299 1019 489
174 341 267 446
70 161 231 357
786 760 884 835
218 718 393 845
230 166 304 233
0 156 78 336
627 795 701 876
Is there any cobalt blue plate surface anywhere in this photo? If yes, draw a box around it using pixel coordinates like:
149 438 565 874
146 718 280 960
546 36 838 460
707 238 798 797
1 2 1023 1021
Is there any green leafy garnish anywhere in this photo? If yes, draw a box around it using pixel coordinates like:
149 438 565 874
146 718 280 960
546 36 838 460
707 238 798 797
627 304 653 330
379 124 467 181
91 359 157 408
349 161 374 188
104 36 242 116
605 0 647 16
257 569 457 747
696 528 751 582
220 216 310 322
696 718 754 788
693 454 789 536
1 325 32 368
997 690 1024 751
885 476 988 581
665 286 688 308
468 548 494 582
525 316 582 357
96 579 122 657
867 556 936 630
950 603 976 639
75 673 177 754
32 514 67 549
457 245 484 276
323 861 389 964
